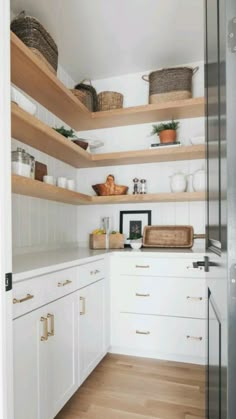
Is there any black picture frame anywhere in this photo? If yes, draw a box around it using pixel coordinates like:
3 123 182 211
119 210 152 247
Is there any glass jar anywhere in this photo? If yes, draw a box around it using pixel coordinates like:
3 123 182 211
11 147 31 178
133 178 139 195
139 179 147 194
29 155 35 179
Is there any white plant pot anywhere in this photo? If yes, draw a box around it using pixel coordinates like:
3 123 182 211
130 241 142 250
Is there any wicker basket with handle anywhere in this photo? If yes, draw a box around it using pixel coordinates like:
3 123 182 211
142 66 199 104
71 80 98 112
98 91 123 111
11 11 58 74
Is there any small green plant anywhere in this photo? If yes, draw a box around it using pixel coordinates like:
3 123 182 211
150 120 180 136
53 126 76 138
127 233 142 240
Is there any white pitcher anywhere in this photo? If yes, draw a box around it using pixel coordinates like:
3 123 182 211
169 172 187 193
192 168 205 192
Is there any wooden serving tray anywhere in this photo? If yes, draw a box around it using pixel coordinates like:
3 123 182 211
143 225 194 248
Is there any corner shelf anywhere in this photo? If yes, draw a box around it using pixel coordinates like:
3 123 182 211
12 175 205 206
11 32 205 132
12 103 205 168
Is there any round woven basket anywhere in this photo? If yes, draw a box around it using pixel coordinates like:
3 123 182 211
98 91 123 111
70 89 94 111
142 67 199 104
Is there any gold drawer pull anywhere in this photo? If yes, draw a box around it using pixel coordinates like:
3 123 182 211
40 317 48 341
80 296 86 315
135 293 150 297
136 330 150 335
135 265 150 269
186 335 203 341
57 280 72 287
47 313 55 337
13 294 34 304
187 296 203 301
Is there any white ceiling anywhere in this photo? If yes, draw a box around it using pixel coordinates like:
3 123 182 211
11 0 204 82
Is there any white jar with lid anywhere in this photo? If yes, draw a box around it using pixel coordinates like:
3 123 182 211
169 172 187 193
11 148 31 178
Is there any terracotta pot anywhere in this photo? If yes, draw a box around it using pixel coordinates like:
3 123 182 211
159 129 176 144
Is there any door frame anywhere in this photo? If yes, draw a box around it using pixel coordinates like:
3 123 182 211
0 0 13 418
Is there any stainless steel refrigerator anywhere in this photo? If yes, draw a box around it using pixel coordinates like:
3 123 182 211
205 0 236 417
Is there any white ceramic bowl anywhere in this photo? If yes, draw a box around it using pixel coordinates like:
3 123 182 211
11 86 37 115
190 136 205 145
130 241 142 250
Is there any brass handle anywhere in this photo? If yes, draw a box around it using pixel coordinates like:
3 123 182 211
186 335 203 341
136 330 150 335
40 317 48 341
135 293 150 297
186 296 203 301
13 293 34 304
57 279 72 287
47 313 55 337
135 265 150 269
80 296 86 315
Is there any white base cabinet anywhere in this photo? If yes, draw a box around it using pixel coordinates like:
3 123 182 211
78 279 106 384
13 292 78 419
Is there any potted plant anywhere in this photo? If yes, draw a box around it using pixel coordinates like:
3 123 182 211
127 233 143 250
53 126 89 150
150 120 180 144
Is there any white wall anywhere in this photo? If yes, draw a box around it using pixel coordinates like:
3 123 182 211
76 62 206 247
12 66 79 254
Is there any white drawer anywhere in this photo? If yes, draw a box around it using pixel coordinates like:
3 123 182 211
112 276 207 318
111 313 206 363
13 267 77 319
118 257 205 278
77 259 105 289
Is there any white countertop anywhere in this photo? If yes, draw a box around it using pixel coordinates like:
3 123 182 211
13 246 206 282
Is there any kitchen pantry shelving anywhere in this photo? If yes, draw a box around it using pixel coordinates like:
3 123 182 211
12 175 205 206
11 31 206 205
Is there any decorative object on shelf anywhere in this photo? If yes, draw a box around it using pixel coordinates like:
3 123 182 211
92 175 128 196
71 80 98 112
53 126 89 150
143 225 205 248
192 168 205 192
150 142 181 149
11 147 31 178
87 139 104 151
66 179 76 191
11 85 36 115
142 66 199 104
35 161 47 182
140 179 147 194
57 177 67 188
120 210 152 247
132 178 139 195
190 136 205 145
169 172 187 193
89 231 124 249
150 120 180 144
29 155 35 179
98 91 123 111
43 175 54 185
11 11 58 74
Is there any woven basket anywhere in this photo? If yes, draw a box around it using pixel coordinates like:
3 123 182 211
11 12 58 74
71 80 98 112
142 67 199 104
98 91 123 111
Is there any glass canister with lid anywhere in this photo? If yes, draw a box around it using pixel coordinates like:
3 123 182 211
11 147 31 178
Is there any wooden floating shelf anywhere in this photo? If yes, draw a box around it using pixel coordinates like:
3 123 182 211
12 175 205 205
11 32 205 132
12 103 205 168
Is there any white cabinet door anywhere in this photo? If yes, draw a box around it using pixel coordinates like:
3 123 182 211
13 306 48 419
78 279 105 384
46 293 78 418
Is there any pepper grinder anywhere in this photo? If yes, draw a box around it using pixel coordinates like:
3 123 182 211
140 179 147 194
133 178 139 194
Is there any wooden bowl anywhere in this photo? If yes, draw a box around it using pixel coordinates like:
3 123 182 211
92 184 128 196
72 139 89 150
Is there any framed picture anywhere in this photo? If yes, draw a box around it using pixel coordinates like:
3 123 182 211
119 210 152 247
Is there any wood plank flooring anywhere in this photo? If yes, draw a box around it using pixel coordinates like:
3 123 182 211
56 354 206 419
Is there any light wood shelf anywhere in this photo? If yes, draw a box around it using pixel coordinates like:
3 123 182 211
11 32 205 132
12 175 205 205
11 102 93 168
12 175 91 206
12 102 205 167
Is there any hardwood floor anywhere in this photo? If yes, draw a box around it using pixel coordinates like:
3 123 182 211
56 354 206 419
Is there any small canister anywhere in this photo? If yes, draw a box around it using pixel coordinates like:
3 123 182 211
29 154 35 179
11 147 31 178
